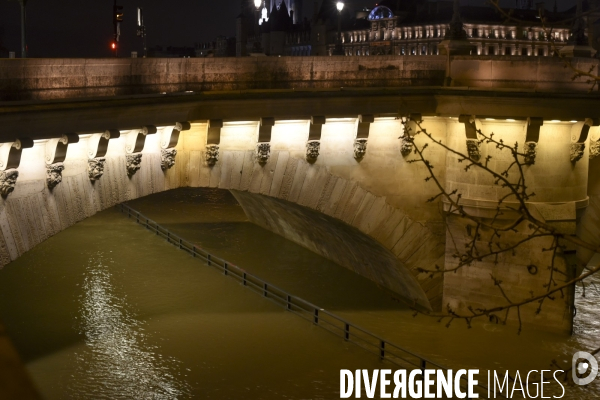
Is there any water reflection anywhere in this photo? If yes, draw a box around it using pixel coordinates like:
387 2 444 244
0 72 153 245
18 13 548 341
68 253 191 399
129 188 600 399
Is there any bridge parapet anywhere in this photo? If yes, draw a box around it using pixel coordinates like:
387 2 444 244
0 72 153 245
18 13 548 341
0 56 444 101
0 55 597 102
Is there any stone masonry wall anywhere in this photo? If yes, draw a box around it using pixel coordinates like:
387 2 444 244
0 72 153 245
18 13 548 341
0 55 596 102
578 155 600 266
442 119 591 333
0 57 446 101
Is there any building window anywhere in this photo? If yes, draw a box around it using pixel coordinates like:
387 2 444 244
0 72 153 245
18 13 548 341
489 46 495 55
505 47 511 55
473 28 478 37
521 48 528 56
401 47 405 55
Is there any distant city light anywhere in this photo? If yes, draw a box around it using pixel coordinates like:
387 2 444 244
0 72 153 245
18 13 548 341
337 2 345 12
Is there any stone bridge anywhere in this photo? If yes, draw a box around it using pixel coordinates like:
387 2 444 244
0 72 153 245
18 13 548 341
0 55 599 333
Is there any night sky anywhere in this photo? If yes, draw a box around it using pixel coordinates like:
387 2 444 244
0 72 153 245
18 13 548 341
0 0 577 58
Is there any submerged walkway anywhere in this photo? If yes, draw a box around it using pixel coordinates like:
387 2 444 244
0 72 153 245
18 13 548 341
117 201 497 398
125 189 595 394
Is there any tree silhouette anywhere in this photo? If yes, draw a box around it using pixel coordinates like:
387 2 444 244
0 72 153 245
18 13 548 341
402 115 600 386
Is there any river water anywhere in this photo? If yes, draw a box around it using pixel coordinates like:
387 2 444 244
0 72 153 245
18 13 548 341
0 187 597 399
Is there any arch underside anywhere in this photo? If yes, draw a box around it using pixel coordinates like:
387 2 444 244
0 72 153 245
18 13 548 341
231 189 433 311
209 149 445 311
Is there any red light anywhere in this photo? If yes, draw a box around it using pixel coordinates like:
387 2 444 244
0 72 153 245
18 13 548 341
111 43 116 50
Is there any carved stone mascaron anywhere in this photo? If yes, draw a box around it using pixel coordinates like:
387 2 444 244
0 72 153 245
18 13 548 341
88 158 106 182
400 135 413 157
205 145 220 166
0 169 18 197
570 143 585 163
354 139 367 159
524 142 537 165
256 143 271 164
466 139 481 162
306 140 320 161
46 162 65 189
161 148 177 171
126 153 143 176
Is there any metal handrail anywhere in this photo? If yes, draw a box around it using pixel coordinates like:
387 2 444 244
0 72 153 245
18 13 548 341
116 202 504 399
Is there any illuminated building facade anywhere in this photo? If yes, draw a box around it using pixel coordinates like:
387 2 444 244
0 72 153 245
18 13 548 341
236 0 589 57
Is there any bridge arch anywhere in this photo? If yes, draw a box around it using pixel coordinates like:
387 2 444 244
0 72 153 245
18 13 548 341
0 113 596 332
0 119 445 313
176 119 446 311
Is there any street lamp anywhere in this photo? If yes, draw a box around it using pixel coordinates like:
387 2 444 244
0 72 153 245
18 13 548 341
252 0 263 54
8 0 28 57
137 7 147 58
254 0 262 29
334 1 344 55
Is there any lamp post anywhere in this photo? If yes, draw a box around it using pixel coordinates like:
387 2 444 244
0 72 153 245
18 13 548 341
253 0 263 54
334 1 344 55
137 7 147 58
18 0 27 58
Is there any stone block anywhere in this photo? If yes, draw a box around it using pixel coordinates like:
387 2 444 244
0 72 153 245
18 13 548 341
319 177 347 216
339 186 367 225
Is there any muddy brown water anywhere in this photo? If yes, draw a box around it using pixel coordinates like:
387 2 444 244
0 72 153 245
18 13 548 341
0 188 597 399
